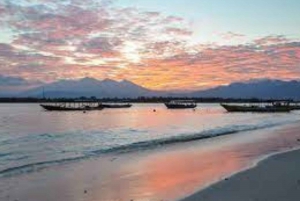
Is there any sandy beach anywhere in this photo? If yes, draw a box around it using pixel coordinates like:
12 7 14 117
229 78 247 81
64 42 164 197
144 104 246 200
1 122 300 201
182 148 300 201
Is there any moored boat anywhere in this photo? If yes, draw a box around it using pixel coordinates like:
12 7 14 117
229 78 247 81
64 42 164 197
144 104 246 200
288 102 300 110
220 103 291 113
165 100 197 109
40 102 104 111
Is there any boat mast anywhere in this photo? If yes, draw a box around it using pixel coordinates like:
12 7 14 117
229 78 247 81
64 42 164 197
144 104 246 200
42 87 45 99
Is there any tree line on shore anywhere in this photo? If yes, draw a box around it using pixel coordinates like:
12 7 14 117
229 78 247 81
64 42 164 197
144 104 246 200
0 96 294 103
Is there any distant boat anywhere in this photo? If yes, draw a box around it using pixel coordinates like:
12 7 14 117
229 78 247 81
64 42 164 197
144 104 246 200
40 102 104 111
165 100 197 109
101 103 132 108
220 102 291 113
288 102 300 110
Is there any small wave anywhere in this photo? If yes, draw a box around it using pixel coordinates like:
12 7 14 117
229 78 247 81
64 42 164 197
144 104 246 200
91 123 280 154
0 153 11 158
0 156 87 178
0 120 296 178
0 133 60 146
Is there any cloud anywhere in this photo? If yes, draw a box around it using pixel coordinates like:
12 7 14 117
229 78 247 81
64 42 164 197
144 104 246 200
254 35 289 46
220 32 245 40
0 74 43 86
164 27 192 37
77 36 123 57
0 0 299 91
0 0 192 79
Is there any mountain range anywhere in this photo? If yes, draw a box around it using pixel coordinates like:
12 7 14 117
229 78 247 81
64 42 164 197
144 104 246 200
19 78 164 98
1 78 300 100
190 79 300 100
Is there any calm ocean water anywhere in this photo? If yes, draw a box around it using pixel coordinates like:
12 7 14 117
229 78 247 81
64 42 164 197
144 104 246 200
0 103 299 177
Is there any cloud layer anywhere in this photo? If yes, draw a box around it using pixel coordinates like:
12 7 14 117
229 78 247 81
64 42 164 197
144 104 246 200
0 0 299 90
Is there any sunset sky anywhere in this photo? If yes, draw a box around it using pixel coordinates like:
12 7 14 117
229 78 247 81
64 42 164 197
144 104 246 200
0 0 300 91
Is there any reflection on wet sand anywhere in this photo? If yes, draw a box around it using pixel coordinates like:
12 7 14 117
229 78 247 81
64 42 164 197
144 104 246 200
135 150 244 200
105 125 300 201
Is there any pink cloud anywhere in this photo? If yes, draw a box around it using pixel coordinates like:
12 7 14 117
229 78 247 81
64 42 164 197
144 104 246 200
220 32 245 40
254 35 289 46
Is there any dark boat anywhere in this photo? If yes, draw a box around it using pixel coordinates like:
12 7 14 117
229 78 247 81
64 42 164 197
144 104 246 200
165 100 197 109
101 103 132 108
268 101 300 111
288 102 300 110
220 103 291 113
40 102 104 111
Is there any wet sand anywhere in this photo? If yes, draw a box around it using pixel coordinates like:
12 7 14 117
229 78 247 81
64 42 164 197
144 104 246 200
1 124 300 201
182 148 300 201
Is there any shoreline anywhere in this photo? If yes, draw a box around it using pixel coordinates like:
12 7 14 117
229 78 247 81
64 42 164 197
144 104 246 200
0 123 290 179
1 123 300 201
181 147 300 201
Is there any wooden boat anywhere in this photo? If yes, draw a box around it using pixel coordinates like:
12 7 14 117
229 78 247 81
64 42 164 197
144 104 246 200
220 103 291 113
270 101 300 111
40 102 104 111
288 102 300 110
165 100 197 109
101 103 132 108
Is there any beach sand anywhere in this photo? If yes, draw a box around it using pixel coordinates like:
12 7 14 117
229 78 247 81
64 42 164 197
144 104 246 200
1 124 300 201
182 148 300 201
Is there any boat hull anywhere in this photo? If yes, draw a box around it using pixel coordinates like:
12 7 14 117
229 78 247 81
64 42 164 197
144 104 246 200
165 103 197 109
102 104 132 108
221 104 291 113
40 104 104 111
289 105 300 110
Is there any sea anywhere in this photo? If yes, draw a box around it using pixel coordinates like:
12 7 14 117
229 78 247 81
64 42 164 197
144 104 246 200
0 103 300 178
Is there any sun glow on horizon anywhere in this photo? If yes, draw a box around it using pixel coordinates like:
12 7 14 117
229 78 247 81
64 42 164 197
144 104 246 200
122 41 142 64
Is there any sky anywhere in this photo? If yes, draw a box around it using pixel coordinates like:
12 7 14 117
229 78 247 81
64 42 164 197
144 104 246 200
0 0 300 91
